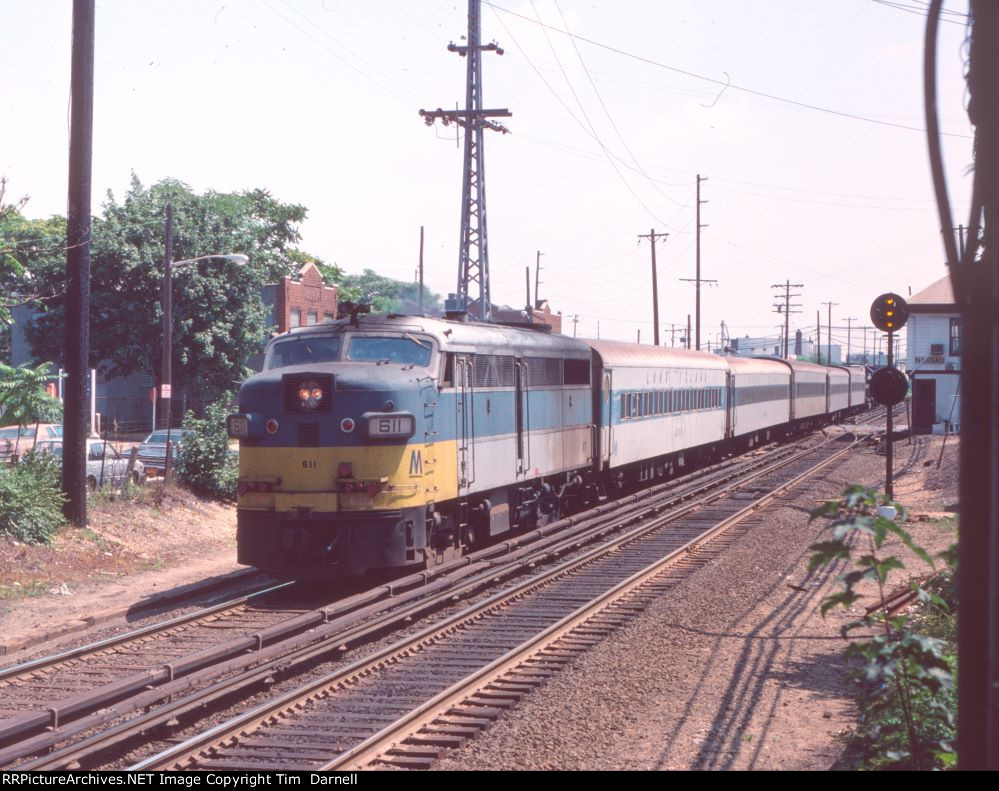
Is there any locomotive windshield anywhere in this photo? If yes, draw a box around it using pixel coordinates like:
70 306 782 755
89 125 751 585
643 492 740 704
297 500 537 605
346 336 433 367
266 336 342 369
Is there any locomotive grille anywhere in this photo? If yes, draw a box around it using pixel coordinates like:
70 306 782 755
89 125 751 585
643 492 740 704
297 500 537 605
297 422 320 447
283 374 333 413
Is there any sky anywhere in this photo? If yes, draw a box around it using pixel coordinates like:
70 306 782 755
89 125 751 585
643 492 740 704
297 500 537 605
0 0 976 353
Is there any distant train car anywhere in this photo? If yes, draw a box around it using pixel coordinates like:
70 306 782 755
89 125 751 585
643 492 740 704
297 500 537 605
768 359 829 426
826 365 851 415
726 356 792 447
586 342 728 483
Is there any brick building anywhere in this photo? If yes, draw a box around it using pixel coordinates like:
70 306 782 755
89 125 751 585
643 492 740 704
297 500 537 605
262 261 339 332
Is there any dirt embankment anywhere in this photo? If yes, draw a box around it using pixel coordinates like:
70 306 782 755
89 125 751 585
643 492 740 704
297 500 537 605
0 484 238 653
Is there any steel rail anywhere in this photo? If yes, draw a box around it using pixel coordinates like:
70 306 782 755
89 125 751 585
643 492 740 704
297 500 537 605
0 581 294 683
133 435 862 771
2 440 809 769
327 434 862 770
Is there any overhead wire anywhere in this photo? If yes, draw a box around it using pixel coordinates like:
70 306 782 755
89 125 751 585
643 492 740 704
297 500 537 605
488 3 680 229
551 0 690 210
484 0 974 139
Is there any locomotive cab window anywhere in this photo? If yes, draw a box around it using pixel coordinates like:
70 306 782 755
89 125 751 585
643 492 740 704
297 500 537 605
266 336 342 370
347 336 434 367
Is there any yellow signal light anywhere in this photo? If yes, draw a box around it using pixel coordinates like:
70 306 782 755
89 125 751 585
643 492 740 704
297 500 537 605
886 310 894 317
886 298 894 305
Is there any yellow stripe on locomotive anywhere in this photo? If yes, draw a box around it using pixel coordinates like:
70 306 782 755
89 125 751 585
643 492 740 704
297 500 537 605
236 441 460 513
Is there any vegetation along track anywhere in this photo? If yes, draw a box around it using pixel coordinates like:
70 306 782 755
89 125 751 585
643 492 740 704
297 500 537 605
128 432 866 771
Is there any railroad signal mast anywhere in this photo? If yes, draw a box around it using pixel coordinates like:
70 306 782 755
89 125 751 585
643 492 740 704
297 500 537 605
869 292 910 498
421 0 511 322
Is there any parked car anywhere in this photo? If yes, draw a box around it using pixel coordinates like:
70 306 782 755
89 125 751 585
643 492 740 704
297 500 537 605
137 429 194 477
0 423 63 462
32 439 146 489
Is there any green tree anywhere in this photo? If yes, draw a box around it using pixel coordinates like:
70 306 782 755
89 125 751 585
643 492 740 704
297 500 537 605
23 176 319 401
0 361 62 457
338 268 442 315
0 178 65 363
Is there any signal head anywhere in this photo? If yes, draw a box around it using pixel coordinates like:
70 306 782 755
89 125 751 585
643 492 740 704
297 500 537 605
870 292 909 333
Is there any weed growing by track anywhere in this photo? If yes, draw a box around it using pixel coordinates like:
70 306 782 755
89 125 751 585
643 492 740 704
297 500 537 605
809 486 956 770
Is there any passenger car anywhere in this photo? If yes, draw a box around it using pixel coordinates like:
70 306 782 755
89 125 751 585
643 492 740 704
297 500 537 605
32 439 146 489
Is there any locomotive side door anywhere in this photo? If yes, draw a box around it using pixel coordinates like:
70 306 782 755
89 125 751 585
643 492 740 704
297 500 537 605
457 355 475 488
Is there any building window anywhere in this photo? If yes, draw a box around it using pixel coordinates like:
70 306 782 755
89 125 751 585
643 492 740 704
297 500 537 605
950 317 961 356
290 310 301 328
307 311 318 326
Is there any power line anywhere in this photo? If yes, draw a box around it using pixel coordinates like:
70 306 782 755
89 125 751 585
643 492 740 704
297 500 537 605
488 4 677 228
484 1 973 139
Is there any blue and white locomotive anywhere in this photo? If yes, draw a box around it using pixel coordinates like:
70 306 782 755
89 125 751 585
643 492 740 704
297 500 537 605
228 313 866 580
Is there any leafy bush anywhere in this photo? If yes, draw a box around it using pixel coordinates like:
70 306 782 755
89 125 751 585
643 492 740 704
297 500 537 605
0 452 66 544
809 486 956 770
176 396 238 501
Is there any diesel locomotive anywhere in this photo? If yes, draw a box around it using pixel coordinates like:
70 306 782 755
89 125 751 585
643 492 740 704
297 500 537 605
227 313 866 580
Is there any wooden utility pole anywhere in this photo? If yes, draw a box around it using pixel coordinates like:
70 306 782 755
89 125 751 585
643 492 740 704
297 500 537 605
816 311 822 363
686 314 692 349
63 0 95 526
843 317 857 364
524 267 531 313
695 174 708 349
821 301 839 363
772 280 803 358
637 229 668 345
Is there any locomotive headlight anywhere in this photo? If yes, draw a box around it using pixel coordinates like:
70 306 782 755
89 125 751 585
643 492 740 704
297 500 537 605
297 379 324 410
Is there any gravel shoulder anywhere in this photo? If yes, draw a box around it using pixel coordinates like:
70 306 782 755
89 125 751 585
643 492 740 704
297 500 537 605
433 432 959 771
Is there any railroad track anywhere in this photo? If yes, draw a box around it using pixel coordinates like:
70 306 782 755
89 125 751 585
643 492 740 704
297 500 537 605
0 417 877 770
130 433 864 772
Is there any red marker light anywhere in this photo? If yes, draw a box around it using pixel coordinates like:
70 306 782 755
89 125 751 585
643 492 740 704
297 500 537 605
338 462 353 478
265 419 279 434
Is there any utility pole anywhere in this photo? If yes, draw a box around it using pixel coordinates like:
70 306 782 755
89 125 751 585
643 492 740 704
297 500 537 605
637 329 641 343
160 204 174 431
534 250 543 308
670 323 676 347
686 314 692 350
418 226 425 314
821 301 839 364
524 266 531 314
863 325 868 365
63 0 95 526
842 317 857 364
815 311 822 363
637 229 668 345
695 174 708 349
421 0 510 322
771 280 803 358
571 314 579 338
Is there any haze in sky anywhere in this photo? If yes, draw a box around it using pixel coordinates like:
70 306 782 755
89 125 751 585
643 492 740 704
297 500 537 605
0 0 974 352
